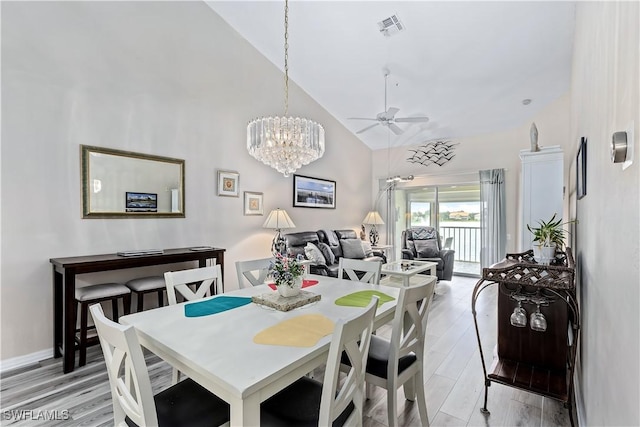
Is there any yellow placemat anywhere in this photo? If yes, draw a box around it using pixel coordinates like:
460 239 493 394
253 314 335 347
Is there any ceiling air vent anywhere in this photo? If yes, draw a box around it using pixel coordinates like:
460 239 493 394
378 14 405 37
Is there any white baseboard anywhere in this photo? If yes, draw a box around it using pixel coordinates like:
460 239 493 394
0 348 52 373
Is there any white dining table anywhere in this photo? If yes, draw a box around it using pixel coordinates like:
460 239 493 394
119 274 401 426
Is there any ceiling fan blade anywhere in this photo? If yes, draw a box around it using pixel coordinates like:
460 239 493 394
348 117 378 121
383 107 400 119
356 123 380 134
388 123 404 135
394 117 430 123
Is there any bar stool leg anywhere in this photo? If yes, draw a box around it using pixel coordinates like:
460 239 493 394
157 289 164 307
79 302 89 367
137 292 144 312
112 298 119 320
123 294 131 317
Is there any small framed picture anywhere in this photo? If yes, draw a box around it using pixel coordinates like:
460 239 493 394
576 137 587 200
217 170 239 197
244 191 264 215
125 192 158 213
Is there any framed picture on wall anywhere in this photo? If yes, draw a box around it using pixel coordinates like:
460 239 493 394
577 137 587 200
217 170 239 197
293 174 336 209
244 191 263 215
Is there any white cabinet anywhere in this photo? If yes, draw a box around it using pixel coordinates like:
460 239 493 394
519 146 564 251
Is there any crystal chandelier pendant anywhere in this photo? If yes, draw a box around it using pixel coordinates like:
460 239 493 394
246 0 325 177
247 116 325 178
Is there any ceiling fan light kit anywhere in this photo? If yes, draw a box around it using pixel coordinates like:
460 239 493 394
246 0 325 177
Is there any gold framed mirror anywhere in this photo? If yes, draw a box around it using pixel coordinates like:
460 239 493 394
81 145 185 218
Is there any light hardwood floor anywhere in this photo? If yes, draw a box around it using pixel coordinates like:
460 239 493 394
0 276 572 426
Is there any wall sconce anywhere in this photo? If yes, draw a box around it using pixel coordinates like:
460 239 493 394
611 122 635 170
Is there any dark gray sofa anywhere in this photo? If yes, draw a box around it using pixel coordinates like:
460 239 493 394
284 229 385 277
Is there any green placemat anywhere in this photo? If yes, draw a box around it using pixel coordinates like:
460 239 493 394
335 290 395 307
184 296 252 317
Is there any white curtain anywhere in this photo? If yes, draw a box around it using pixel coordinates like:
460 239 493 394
480 169 507 268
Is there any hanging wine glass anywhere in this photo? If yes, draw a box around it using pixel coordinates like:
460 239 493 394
530 295 548 332
510 294 528 328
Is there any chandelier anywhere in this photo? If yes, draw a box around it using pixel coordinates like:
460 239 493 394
247 0 325 177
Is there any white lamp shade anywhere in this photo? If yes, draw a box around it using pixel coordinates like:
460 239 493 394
263 209 296 230
362 211 384 225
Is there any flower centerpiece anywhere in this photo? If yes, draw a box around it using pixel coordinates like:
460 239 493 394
269 253 306 297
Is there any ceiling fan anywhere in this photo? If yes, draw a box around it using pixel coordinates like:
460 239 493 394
349 69 429 135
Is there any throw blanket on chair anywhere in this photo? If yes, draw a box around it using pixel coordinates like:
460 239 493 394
412 227 437 240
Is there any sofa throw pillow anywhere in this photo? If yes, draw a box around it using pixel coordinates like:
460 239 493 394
414 239 439 258
304 242 326 265
340 239 367 259
361 240 374 257
317 242 336 265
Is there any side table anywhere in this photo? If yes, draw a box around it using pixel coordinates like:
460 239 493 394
371 244 394 261
380 260 437 287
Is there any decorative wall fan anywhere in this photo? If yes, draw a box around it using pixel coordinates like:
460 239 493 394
407 140 458 167
348 69 429 135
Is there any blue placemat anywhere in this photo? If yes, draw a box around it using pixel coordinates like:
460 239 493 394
184 296 252 317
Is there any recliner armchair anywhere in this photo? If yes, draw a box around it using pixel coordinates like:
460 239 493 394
401 227 455 281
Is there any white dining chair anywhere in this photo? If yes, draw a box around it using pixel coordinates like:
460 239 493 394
343 279 435 427
338 258 382 284
164 265 223 306
164 265 223 383
261 297 379 427
235 257 273 288
89 304 230 427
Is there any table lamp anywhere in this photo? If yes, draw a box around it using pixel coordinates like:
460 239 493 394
362 211 384 246
263 208 296 255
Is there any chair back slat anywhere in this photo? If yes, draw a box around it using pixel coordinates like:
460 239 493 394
90 304 158 427
235 258 273 288
388 280 436 380
338 258 382 284
320 297 378 426
164 265 223 305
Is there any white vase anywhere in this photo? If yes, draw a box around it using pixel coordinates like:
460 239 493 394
533 243 556 265
277 277 302 297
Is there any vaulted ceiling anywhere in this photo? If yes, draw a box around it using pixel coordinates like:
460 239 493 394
208 1 576 150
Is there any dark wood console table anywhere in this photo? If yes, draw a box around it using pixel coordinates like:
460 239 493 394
50 247 225 373
471 248 579 426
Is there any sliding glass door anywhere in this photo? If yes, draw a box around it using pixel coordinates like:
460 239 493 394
400 184 481 276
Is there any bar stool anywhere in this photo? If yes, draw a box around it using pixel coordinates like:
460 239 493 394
125 276 166 312
75 283 131 367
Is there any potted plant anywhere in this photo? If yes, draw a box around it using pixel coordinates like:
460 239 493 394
527 214 574 264
269 253 306 297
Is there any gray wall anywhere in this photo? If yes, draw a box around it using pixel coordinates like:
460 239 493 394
570 2 639 425
1 2 372 362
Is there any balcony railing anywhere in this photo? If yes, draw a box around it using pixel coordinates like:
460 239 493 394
439 226 481 263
